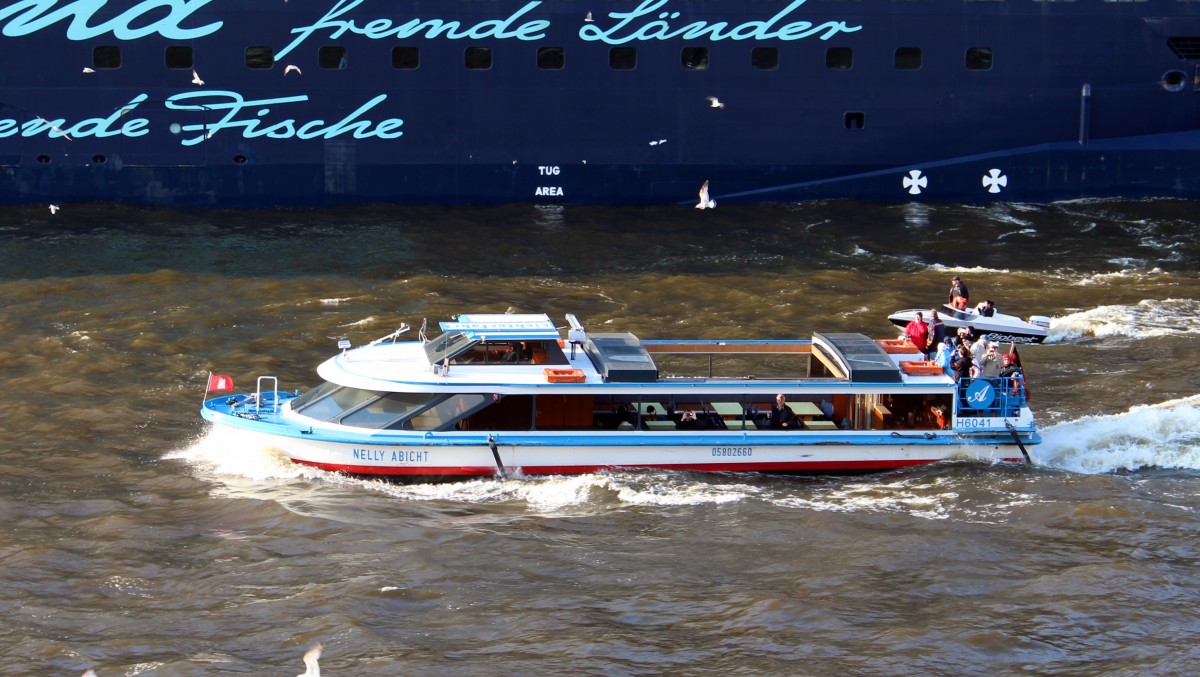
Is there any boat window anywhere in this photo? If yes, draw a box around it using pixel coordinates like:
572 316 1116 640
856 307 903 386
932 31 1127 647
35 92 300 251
288 381 341 411
93 46 121 70
466 47 492 70
291 385 380 422
610 47 636 70
406 394 488 431
246 46 275 69
342 392 439 428
966 47 993 71
752 47 779 71
166 46 193 70
826 47 852 71
895 47 922 71
538 47 565 70
682 47 709 70
320 46 348 70
392 46 419 69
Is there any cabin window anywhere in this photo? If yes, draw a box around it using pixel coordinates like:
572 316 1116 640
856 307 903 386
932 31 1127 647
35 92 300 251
342 392 439 428
966 47 993 71
752 47 779 70
246 46 274 69
407 394 488 431
93 46 121 70
610 47 636 70
291 384 378 421
895 47 922 70
826 47 852 71
538 47 565 70
682 47 709 70
165 46 193 69
392 46 419 69
844 111 865 129
466 47 492 70
1163 70 1188 92
319 46 348 69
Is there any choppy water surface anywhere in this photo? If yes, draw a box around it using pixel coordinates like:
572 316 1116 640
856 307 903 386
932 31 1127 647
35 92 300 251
4 199 1200 675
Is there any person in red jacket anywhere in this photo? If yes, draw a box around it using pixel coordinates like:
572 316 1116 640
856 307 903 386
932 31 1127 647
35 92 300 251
903 311 929 353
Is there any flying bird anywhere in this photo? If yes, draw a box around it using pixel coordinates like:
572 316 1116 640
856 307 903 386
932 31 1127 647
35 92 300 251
297 643 321 677
191 69 205 86
649 139 666 146
695 180 716 209
49 204 60 214
284 64 302 76
36 116 73 140
82 67 94 73
705 96 725 109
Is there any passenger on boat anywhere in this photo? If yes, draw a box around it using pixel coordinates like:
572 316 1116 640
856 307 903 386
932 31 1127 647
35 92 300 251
768 394 799 429
975 299 996 317
903 311 929 352
949 275 970 309
978 344 1003 378
926 310 947 358
934 338 955 376
819 399 835 419
951 345 975 381
970 333 994 359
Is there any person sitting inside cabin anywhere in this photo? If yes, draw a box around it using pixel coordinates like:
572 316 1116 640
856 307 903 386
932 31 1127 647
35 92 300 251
949 275 970 310
819 399 834 420
768 394 798 429
677 408 704 430
975 299 996 317
903 311 929 353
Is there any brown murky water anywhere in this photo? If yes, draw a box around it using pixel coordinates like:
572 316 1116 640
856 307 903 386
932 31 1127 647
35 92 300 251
4 199 1200 675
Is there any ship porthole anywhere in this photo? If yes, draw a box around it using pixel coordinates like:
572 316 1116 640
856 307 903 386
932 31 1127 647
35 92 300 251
1162 70 1188 92
36 154 51 165
92 154 107 164
233 154 248 165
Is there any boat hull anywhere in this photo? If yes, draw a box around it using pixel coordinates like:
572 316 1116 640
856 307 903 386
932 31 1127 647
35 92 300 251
203 402 1033 479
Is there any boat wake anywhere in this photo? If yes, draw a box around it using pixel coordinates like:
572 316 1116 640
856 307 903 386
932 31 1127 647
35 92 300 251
1046 298 1200 343
1034 394 1200 474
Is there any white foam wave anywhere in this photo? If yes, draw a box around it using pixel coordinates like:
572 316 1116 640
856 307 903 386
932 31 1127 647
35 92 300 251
1035 394 1200 473
169 429 763 510
924 263 1012 276
1069 268 1164 287
1046 298 1200 342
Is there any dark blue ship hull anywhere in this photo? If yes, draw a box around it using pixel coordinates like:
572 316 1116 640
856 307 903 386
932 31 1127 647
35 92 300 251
2 0 1200 206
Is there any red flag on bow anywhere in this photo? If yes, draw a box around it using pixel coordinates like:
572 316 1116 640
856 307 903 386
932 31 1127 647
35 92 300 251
207 374 235 392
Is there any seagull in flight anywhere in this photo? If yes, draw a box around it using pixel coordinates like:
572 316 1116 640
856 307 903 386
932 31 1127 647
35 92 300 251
82 67 94 74
705 96 725 109
297 643 321 677
49 204 60 214
36 116 73 140
191 69 205 86
284 64 302 76
695 180 716 209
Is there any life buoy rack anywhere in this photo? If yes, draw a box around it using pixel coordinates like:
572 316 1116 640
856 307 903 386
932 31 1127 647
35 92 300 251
900 360 944 376
544 367 586 383
877 339 921 354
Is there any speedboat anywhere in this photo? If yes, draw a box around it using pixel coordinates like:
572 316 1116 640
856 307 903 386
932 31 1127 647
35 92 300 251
888 305 1050 344
200 313 1039 479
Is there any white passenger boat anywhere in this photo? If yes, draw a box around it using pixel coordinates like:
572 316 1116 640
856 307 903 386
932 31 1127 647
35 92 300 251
888 305 1051 344
200 313 1039 479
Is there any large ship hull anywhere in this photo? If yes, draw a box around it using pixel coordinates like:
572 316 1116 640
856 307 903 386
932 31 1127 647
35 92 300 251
4 0 1200 206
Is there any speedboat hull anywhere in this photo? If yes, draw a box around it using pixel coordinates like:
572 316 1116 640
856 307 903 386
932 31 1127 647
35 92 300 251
888 306 1050 344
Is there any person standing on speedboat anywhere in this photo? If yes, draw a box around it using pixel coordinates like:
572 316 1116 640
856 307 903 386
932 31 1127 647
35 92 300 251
949 275 970 309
